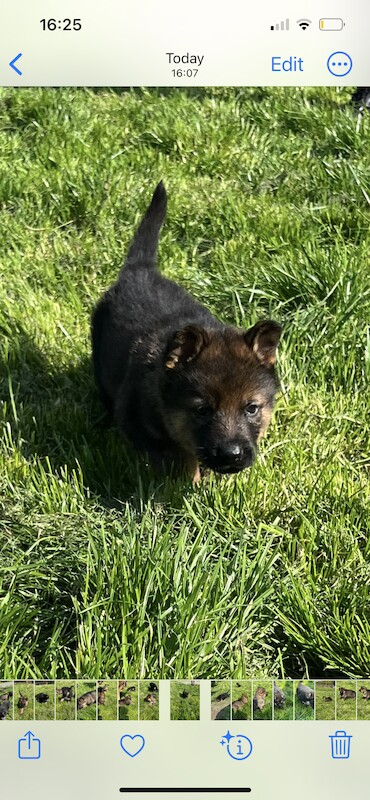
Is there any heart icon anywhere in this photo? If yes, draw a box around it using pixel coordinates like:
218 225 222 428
120 734 145 758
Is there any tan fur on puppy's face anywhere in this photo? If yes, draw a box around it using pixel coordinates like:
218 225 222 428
163 324 280 475
258 407 272 441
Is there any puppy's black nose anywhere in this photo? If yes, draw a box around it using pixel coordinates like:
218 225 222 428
218 442 243 460
215 442 254 468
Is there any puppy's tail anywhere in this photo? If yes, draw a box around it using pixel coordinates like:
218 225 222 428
122 181 167 273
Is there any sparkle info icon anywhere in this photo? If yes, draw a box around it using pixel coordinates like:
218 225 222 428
220 731 253 761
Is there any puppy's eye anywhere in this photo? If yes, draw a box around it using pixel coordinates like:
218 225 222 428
244 403 260 417
193 404 212 417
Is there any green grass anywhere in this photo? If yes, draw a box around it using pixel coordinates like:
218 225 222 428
315 681 335 721
97 680 117 720
34 681 55 720
13 681 34 721
139 681 159 720
0 86 370 679
170 681 200 720
55 680 76 720
77 681 97 720
336 682 357 720
273 680 294 720
119 681 139 720
294 680 314 720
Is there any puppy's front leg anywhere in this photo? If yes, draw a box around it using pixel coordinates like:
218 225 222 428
185 456 201 486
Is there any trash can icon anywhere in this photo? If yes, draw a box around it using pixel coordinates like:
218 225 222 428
329 730 352 759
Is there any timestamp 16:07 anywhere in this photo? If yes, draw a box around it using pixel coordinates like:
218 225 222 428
171 69 198 78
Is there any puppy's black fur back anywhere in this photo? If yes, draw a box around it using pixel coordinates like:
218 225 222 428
92 183 221 431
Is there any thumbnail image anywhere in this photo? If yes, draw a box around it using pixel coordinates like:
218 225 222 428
0 682 13 721
273 680 293 720
211 680 231 721
315 681 335 721
336 682 357 721
14 681 34 721
119 681 139 721
139 681 159 721
231 681 251 721
34 681 55 720
170 681 200 721
97 680 117 721
294 680 314 720
77 682 97 720
55 681 76 720
252 682 272 720
357 684 370 721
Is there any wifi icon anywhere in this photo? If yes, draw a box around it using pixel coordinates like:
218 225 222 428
297 19 312 30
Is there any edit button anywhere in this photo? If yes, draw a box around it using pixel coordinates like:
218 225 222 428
272 56 304 72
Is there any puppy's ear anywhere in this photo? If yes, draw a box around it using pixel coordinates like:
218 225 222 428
244 320 282 366
165 325 209 369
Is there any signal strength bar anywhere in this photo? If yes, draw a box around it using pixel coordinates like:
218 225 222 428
271 18 290 31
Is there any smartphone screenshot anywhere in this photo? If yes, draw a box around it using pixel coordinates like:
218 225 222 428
0 1 369 797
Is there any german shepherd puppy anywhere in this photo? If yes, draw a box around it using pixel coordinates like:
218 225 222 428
77 690 96 710
273 683 285 709
0 700 10 720
232 693 248 712
57 685 74 702
338 687 356 701
91 183 282 483
35 693 49 704
119 694 132 707
296 681 314 708
144 693 157 705
216 692 230 701
17 693 28 715
98 686 108 704
118 680 127 700
253 687 267 713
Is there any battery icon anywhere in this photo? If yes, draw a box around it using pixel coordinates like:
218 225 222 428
319 18 345 30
